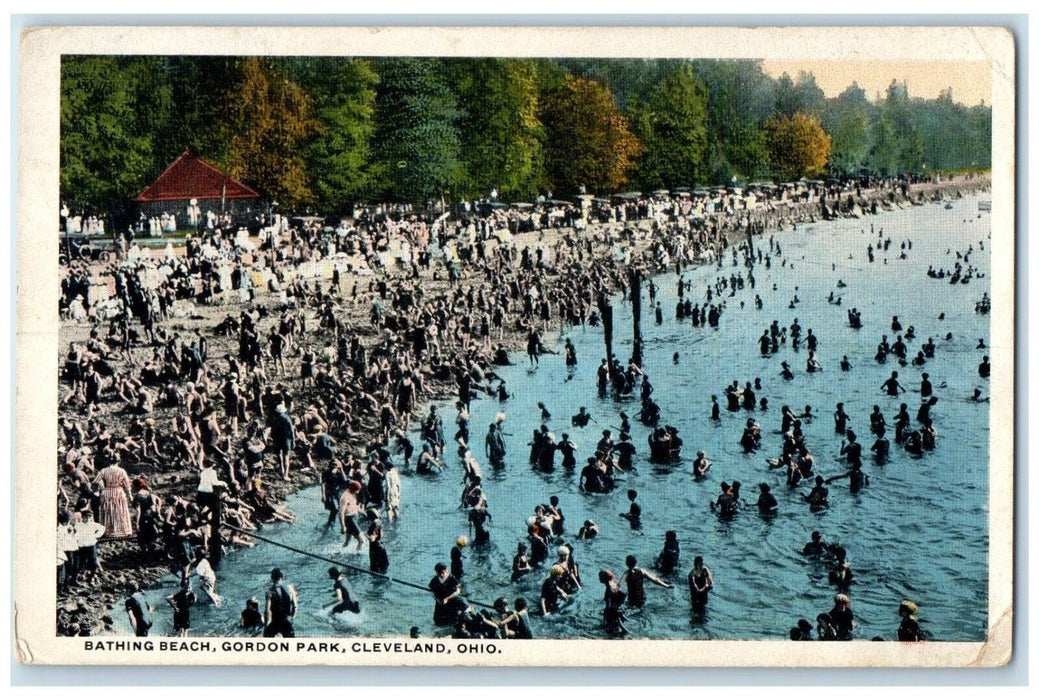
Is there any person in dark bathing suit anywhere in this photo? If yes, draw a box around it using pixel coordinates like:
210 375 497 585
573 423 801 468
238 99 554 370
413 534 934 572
620 554 672 608
599 569 628 635
754 482 778 515
870 428 890 464
429 563 463 626
834 403 849 435
328 567 361 615
655 530 681 575
688 556 714 613
804 476 829 510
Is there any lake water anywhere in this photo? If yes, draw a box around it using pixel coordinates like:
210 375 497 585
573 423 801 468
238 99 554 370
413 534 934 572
134 193 992 641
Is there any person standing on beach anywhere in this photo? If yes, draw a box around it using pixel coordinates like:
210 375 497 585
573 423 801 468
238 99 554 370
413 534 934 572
269 402 296 480
93 461 133 539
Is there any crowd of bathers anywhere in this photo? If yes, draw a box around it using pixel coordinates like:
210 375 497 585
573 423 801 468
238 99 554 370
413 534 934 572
55 174 964 639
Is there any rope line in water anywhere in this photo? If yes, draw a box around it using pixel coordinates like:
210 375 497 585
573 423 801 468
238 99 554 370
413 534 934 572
222 522 497 610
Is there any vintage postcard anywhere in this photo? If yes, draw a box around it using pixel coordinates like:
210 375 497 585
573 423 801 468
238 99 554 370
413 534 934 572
15 25 1015 667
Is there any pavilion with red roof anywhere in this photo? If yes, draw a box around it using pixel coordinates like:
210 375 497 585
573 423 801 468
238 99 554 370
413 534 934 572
134 151 260 222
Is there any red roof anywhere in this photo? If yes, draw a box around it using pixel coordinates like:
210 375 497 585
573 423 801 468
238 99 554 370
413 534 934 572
134 151 259 203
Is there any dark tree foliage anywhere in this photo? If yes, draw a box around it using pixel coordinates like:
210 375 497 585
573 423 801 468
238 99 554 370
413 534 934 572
371 58 465 203
59 56 992 215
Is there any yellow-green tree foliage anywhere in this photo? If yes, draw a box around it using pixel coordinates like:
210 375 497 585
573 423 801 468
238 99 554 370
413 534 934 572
541 76 642 194
764 111 832 181
226 58 317 208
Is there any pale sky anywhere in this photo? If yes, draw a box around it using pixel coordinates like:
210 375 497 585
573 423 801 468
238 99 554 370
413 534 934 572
761 60 992 107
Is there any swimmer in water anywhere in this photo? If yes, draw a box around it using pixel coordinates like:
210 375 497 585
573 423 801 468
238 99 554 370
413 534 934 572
790 618 814 640
897 600 925 642
840 430 863 468
870 428 890 464
920 373 933 398
571 406 593 428
803 476 829 509
328 567 361 616
620 490 641 529
881 371 905 396
833 403 849 435
511 543 533 582
655 531 681 575
753 483 778 515
577 520 599 540
828 551 854 588
802 530 828 557
692 451 712 480
840 355 852 372
869 406 887 436
687 556 714 613
620 554 673 609
970 388 989 403
780 361 794 381
806 352 822 373
711 482 739 519
599 569 628 636
826 462 870 494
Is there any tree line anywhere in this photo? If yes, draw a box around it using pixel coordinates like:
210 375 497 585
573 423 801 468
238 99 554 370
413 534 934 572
60 56 992 214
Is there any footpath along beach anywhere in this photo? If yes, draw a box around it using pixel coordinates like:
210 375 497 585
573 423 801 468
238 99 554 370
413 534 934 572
56 175 990 638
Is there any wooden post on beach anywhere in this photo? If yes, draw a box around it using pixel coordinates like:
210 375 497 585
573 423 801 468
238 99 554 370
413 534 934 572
597 291 614 364
209 486 223 567
629 267 643 367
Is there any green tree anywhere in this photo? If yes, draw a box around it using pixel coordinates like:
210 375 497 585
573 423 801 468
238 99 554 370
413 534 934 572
774 71 826 118
555 58 684 108
764 111 832 181
912 88 993 173
822 82 875 175
963 101 993 171
372 58 465 203
448 59 546 200
60 56 171 213
868 80 923 175
298 58 379 212
628 64 710 189
540 75 642 194
692 60 775 183
156 56 237 170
